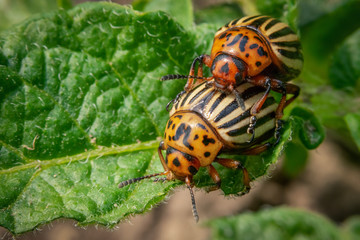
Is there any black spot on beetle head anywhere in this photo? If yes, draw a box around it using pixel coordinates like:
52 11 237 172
173 157 180 167
220 63 229 74
204 152 211 157
188 166 198 175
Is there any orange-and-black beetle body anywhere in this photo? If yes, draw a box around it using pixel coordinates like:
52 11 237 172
162 15 303 137
119 81 280 222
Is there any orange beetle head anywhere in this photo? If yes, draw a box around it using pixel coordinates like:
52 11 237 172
211 53 247 88
165 146 201 180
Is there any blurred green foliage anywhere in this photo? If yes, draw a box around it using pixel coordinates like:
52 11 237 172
0 0 58 31
207 207 360 240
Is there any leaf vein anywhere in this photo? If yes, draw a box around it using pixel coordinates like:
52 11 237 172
109 64 162 137
21 79 95 148
0 140 159 174
0 140 29 163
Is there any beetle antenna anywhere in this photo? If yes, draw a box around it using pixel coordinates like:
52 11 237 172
186 182 199 223
160 74 208 81
118 172 166 188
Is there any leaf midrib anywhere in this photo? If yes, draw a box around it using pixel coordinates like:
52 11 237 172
0 139 159 174
2 35 172 165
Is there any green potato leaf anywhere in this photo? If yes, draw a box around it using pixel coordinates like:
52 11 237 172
342 216 360 240
283 141 308 177
0 1 300 235
290 106 325 149
329 29 360 91
345 113 360 151
0 0 58 32
300 0 360 79
255 0 299 31
133 0 193 29
194 3 244 26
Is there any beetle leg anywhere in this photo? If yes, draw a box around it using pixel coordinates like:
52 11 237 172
280 82 300 115
246 116 257 143
239 121 282 156
250 77 272 115
185 54 212 91
245 77 271 142
166 90 186 112
215 158 250 192
246 75 300 119
228 84 246 110
265 79 299 121
245 75 298 141
206 164 222 192
197 56 204 78
158 141 175 181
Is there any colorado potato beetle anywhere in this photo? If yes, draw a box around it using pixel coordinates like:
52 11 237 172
162 15 302 138
118 81 281 222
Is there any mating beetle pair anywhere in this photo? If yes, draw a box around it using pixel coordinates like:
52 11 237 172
119 15 303 222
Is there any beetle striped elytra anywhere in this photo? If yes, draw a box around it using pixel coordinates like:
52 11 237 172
161 15 302 140
119 81 281 222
